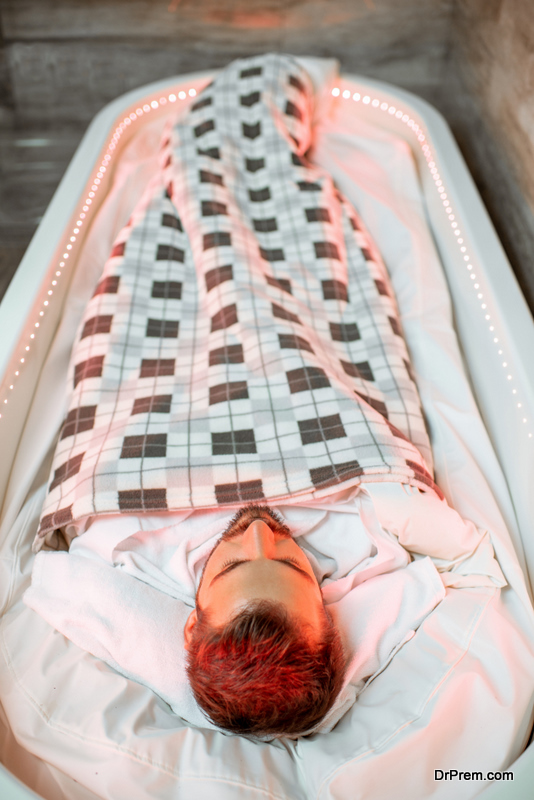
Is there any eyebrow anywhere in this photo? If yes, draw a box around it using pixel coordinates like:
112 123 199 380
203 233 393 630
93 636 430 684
210 558 316 586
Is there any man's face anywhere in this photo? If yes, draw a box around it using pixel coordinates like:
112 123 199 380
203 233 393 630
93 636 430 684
184 505 325 645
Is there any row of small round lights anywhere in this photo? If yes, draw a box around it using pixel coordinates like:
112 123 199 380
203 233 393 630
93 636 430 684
332 85 531 440
0 85 198 420
3 81 530 442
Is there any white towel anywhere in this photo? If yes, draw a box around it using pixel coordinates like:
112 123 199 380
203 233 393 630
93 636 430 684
24 479 507 736
24 480 508 736
24 547 444 736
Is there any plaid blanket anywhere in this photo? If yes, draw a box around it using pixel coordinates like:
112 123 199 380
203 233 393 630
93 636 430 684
36 54 442 547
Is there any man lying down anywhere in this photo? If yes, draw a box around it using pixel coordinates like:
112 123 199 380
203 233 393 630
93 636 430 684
25 53 505 739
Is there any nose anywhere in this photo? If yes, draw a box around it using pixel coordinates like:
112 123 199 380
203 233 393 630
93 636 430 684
241 519 277 559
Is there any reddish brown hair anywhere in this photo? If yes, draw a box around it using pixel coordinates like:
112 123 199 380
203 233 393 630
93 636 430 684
186 600 345 737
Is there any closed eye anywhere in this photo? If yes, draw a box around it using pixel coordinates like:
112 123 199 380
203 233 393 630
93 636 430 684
211 557 315 585
220 556 300 570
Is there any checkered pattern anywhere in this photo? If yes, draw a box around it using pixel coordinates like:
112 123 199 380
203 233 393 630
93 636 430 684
37 54 441 542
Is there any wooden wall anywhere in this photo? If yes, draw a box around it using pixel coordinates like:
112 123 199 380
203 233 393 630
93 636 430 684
0 0 455 122
453 0 534 305
455 0 534 209
0 0 533 311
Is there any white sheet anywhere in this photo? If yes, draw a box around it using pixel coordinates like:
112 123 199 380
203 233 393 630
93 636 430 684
1 57 533 800
23 495 447 736
23 479 508 737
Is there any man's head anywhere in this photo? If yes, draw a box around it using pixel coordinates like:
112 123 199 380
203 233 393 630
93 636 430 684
184 505 345 737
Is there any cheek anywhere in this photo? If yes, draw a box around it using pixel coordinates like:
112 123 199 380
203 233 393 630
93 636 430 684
196 554 235 607
196 543 228 590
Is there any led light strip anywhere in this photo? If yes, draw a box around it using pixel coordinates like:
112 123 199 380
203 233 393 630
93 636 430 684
0 87 198 419
1 82 530 441
332 86 532 441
